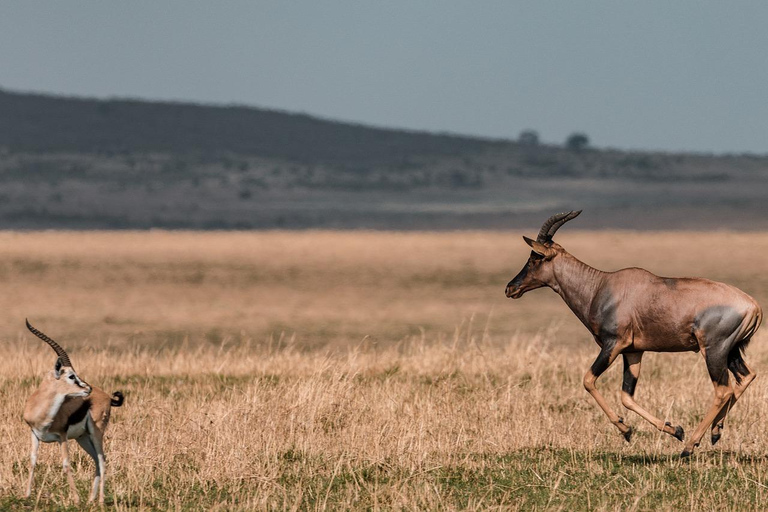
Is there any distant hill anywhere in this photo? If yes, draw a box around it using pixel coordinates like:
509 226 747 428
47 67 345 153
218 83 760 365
0 88 498 165
1 87 767 230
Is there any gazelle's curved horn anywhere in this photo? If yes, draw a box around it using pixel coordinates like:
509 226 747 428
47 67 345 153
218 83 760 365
26 319 72 368
537 210 582 242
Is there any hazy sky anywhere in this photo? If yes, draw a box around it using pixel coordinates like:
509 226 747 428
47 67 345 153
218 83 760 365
2 2 767 153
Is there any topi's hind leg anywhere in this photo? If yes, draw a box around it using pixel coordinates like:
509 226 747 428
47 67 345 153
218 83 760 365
711 358 756 445
688 306 760 455
732 360 756 401
682 379 733 457
620 352 684 441
682 358 734 457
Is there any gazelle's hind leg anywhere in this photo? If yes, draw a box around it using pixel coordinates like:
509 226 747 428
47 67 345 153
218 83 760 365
76 436 101 503
620 352 684 441
91 432 107 505
711 352 757 445
82 414 109 504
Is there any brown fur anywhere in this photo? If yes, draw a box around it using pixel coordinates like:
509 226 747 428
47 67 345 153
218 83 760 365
26 386 114 441
506 214 762 457
24 362 122 504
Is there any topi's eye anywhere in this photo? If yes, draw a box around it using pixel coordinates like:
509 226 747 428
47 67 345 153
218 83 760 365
69 375 75 380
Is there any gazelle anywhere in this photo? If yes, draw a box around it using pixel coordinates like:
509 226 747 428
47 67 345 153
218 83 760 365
505 211 762 457
23 320 124 504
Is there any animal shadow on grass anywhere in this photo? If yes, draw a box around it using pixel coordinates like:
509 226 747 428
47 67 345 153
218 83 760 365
592 450 768 466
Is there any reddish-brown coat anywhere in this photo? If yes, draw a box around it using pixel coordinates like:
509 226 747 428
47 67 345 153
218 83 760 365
506 211 762 457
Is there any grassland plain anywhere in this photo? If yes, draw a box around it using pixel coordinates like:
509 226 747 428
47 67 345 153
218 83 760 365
0 230 768 510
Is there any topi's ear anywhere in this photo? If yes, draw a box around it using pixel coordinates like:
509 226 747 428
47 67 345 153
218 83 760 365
54 358 62 379
523 236 553 257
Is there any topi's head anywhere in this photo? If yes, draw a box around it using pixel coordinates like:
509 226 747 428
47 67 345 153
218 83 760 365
505 211 581 299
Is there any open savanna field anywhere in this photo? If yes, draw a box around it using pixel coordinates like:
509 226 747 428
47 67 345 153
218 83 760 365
2 230 768 510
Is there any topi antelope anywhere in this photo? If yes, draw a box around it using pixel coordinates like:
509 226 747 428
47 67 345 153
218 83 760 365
23 320 124 505
505 211 762 457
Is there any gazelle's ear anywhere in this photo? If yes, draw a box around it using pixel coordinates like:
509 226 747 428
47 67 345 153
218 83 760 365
54 358 62 379
523 236 552 258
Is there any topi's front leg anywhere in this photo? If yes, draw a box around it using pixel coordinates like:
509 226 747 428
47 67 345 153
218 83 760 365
620 352 684 441
583 343 633 441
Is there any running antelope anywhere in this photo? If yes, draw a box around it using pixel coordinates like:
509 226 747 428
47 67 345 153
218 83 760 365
23 320 124 504
505 211 762 457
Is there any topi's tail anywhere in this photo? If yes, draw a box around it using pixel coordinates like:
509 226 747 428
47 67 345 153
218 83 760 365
111 391 124 407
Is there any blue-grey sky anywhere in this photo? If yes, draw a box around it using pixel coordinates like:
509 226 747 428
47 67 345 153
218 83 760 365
2 2 767 153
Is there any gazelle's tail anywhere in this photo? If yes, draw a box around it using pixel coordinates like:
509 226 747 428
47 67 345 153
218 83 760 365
111 391 124 407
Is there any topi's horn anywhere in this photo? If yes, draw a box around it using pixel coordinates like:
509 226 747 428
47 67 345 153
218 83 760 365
537 210 582 242
26 319 72 368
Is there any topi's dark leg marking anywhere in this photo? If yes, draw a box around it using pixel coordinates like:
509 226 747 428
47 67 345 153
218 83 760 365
621 360 637 397
584 339 632 440
619 352 684 441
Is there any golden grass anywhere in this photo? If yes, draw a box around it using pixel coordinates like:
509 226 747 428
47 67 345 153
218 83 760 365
0 230 767 510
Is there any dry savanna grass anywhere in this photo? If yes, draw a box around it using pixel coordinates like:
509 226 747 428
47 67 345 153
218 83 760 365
0 230 768 510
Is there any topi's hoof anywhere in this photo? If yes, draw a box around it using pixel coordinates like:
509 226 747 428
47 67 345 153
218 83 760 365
622 426 633 443
680 449 691 458
711 422 723 445
665 421 684 442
